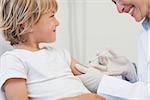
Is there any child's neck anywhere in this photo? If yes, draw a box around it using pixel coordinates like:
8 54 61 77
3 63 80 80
15 42 41 52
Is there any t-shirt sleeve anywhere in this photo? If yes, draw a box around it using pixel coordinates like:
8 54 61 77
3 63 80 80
0 53 27 91
62 49 71 66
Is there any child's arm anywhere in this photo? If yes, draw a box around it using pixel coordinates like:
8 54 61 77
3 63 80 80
60 93 105 100
70 57 85 75
3 78 29 100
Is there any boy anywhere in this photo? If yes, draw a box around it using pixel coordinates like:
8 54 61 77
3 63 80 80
0 0 104 99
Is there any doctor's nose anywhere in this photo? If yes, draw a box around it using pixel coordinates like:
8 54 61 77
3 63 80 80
116 3 125 13
112 0 125 13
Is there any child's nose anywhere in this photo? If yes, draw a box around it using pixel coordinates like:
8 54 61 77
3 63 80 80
55 19 59 26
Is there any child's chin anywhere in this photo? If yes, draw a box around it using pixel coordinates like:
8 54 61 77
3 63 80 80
48 39 56 43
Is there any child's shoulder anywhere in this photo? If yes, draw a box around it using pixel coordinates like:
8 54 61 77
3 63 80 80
1 49 17 56
44 45 70 58
0 49 22 59
44 45 68 53
0 48 32 60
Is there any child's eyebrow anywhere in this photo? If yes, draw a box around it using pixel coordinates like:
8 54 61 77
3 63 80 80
45 11 55 15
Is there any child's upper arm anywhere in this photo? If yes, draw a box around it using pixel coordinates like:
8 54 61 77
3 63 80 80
0 53 28 99
61 49 83 75
3 78 29 100
70 57 82 75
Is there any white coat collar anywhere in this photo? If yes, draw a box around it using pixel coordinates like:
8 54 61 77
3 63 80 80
142 17 150 31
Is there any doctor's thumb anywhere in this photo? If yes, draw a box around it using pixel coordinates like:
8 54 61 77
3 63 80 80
75 64 88 74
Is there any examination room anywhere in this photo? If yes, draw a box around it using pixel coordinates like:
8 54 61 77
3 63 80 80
0 0 149 100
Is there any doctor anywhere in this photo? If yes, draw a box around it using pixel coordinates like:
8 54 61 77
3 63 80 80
76 0 150 99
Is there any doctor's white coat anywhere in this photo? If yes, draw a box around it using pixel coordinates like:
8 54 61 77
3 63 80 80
97 20 150 100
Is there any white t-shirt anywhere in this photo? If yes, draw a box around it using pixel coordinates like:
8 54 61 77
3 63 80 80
0 46 90 100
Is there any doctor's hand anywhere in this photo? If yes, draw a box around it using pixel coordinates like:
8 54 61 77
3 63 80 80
75 63 122 93
97 49 130 66
97 49 138 83
75 64 105 93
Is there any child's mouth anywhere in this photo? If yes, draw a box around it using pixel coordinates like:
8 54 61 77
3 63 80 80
53 30 56 32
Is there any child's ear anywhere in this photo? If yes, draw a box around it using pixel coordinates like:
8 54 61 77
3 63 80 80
21 21 33 33
28 27 33 33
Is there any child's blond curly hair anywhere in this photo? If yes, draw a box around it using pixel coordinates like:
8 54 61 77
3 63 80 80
0 0 58 45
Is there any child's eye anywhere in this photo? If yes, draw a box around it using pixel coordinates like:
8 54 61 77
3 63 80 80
50 15 54 18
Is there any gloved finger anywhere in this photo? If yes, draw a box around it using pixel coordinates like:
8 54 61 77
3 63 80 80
97 49 114 64
102 71 123 79
108 49 131 65
106 68 125 76
98 56 109 65
75 64 88 74
89 63 107 71
108 49 118 58
109 56 129 65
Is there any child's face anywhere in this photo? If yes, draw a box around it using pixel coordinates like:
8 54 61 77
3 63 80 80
31 11 59 43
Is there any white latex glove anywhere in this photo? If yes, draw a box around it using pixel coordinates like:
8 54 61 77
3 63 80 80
76 64 105 93
97 49 138 83
76 64 122 93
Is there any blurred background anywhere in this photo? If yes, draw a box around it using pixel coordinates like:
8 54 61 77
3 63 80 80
54 0 143 64
0 0 143 64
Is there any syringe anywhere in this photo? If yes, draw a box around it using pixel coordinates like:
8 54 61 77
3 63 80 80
88 56 99 63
